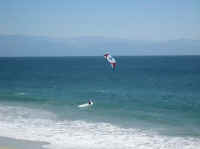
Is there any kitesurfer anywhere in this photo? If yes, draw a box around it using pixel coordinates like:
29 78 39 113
88 100 92 105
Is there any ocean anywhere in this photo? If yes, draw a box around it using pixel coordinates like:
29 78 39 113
0 56 200 149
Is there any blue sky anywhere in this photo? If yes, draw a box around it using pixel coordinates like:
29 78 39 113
0 0 199 41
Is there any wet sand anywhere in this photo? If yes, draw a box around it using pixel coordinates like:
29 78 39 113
0 136 49 149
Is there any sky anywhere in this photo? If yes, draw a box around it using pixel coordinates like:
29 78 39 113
0 0 200 41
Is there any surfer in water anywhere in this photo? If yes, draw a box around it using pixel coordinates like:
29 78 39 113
88 100 93 105
78 99 94 108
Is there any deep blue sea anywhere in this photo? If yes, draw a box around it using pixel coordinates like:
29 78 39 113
0 56 200 149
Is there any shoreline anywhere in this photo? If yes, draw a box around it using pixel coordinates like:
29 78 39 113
0 136 49 149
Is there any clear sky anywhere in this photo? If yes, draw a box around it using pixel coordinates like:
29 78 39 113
0 0 199 41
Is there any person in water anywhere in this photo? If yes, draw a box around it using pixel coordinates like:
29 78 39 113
88 100 92 105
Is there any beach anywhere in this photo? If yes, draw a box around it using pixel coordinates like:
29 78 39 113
0 136 48 149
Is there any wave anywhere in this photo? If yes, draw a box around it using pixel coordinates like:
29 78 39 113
0 104 200 149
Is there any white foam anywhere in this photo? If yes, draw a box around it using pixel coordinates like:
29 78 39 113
0 104 200 149
17 92 25 96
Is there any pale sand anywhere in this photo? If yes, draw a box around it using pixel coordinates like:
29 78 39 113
0 136 49 149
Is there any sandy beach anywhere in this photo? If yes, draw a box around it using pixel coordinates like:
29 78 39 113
0 136 48 149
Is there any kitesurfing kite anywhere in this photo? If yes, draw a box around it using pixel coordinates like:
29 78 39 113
104 52 116 70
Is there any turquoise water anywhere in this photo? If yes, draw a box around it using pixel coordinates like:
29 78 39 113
0 56 200 148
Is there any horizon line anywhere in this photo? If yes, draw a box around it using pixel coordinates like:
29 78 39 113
0 54 200 58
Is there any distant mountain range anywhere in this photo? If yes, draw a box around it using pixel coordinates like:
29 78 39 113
0 35 199 56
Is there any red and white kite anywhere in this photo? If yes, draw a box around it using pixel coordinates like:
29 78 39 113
104 52 116 70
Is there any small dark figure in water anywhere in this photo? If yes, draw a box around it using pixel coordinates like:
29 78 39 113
88 100 92 105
